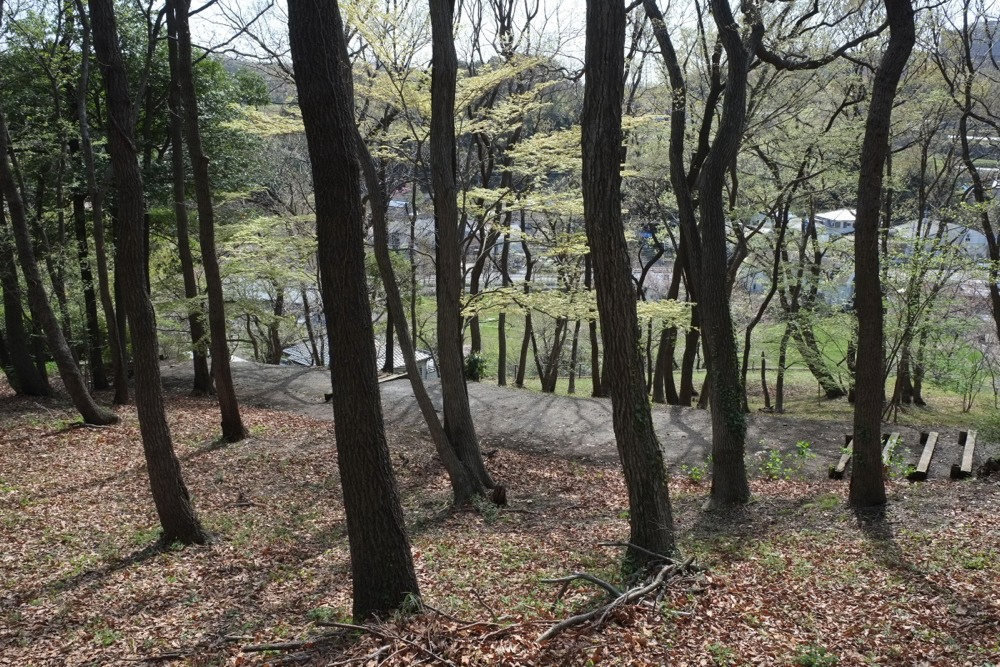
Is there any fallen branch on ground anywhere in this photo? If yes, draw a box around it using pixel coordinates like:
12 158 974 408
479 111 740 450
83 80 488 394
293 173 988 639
537 556 696 642
317 620 459 667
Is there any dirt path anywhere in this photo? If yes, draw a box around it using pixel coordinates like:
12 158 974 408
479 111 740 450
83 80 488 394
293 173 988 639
159 361 987 479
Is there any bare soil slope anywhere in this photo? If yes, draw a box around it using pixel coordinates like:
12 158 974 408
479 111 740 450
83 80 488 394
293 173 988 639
159 361 990 480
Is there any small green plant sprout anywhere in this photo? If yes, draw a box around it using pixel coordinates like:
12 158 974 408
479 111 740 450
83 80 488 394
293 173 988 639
680 463 707 484
793 644 838 666
708 641 736 666
759 450 794 480
795 440 816 460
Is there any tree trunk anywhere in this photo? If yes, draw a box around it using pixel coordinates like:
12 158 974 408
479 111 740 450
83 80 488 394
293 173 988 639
850 0 915 510
358 124 486 506
790 321 845 399
268 287 284 364
541 317 567 393
89 0 209 543
583 0 675 562
302 286 322 365
0 208 50 395
697 0 757 508
72 192 109 390
428 0 494 492
0 108 116 425
515 312 532 388
775 322 791 413
567 318 581 395
912 328 927 406
171 0 247 442
288 0 420 618
585 254 603 397
760 350 771 410
497 232 510 386
165 16 212 395
74 0 128 404
382 309 394 373
679 305 699 405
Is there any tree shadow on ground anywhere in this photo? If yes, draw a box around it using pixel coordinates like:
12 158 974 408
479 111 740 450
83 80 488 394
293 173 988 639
6 542 166 608
855 506 1000 631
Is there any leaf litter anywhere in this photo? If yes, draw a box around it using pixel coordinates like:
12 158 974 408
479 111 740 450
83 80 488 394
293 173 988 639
0 381 998 666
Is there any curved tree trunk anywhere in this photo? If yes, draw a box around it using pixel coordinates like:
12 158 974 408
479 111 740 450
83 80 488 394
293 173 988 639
171 0 247 442
358 132 486 506
88 0 209 543
0 106 116 425
288 0 420 618
850 0 915 510
429 0 495 493
583 0 675 562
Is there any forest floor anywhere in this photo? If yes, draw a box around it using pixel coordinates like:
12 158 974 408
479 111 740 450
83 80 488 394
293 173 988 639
0 365 998 666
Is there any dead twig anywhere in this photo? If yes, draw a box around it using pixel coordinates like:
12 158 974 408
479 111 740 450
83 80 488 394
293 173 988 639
470 587 500 623
326 645 391 666
540 572 623 611
536 557 695 642
121 653 186 662
317 621 458 667
242 639 318 653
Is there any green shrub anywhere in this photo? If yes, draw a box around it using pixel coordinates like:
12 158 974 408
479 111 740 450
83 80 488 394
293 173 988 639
464 352 488 382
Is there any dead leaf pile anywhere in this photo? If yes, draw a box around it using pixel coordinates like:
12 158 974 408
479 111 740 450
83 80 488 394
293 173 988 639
0 383 998 666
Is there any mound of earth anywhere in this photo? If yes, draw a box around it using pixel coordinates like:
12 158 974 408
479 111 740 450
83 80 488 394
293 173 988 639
159 361 992 480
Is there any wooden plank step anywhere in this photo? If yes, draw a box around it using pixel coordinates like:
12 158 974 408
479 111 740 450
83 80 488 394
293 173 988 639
951 430 977 480
908 431 938 482
881 432 901 464
829 434 853 480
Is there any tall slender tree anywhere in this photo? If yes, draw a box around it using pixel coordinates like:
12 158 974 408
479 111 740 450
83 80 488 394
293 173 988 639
851 0 915 509
164 0 212 396
428 0 495 497
0 97 116 425
88 0 208 543
169 0 247 441
288 0 420 619
74 0 129 405
582 0 675 562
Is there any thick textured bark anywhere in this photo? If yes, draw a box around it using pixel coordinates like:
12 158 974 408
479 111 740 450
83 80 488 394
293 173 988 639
74 0 128 404
428 0 494 492
583 0 675 561
170 0 247 441
850 0 915 509
696 0 758 507
288 0 420 618
165 14 212 395
0 208 49 395
89 0 208 543
0 107 116 425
